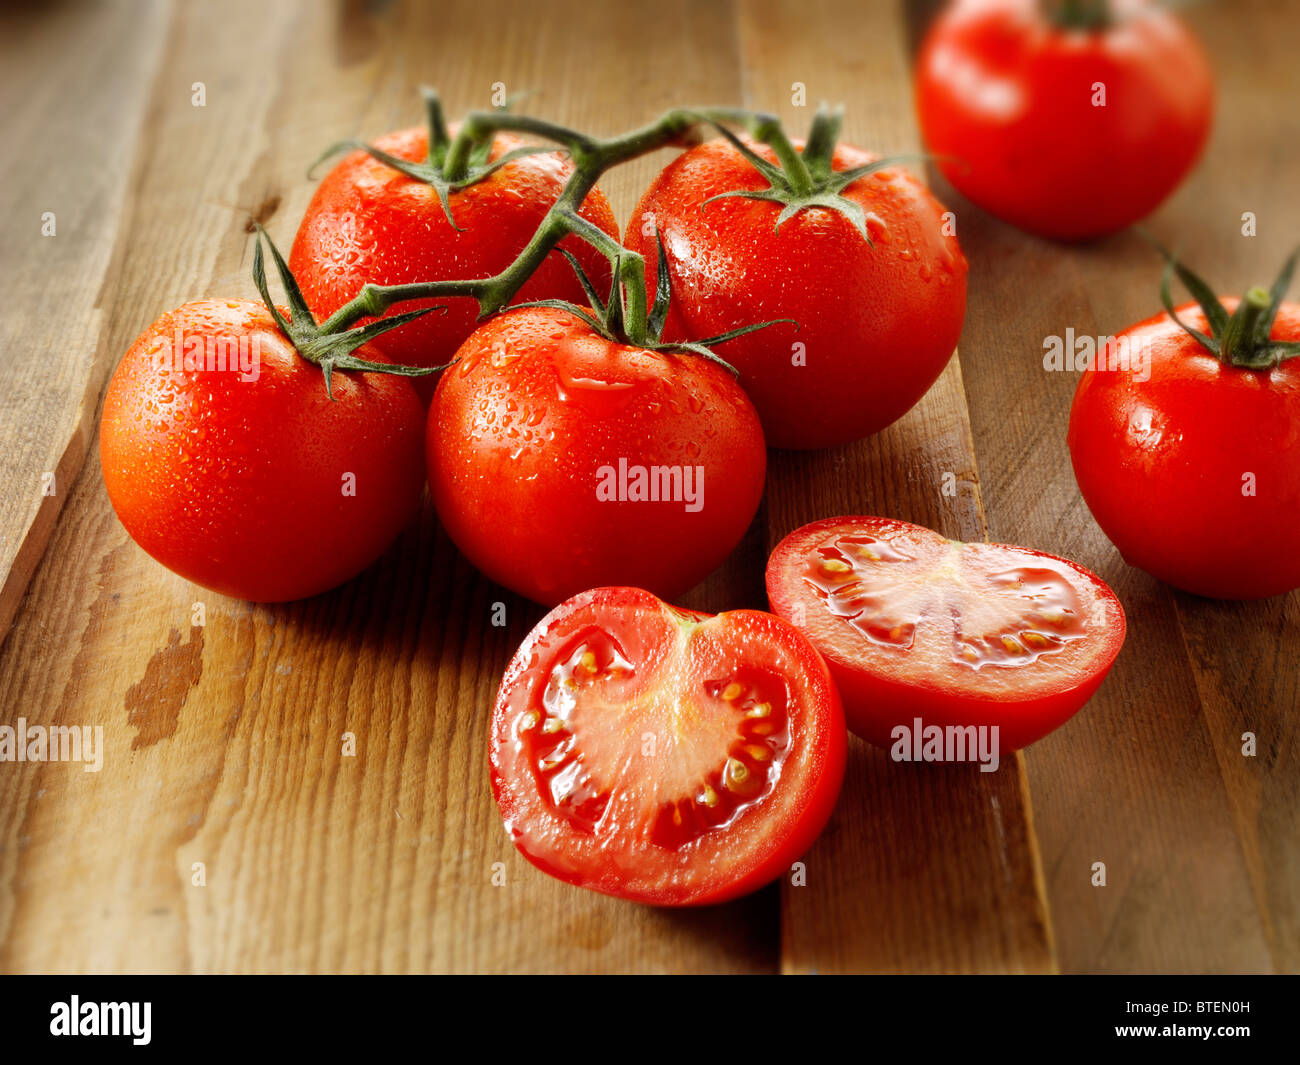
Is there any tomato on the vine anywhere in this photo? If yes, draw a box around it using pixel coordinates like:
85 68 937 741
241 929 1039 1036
291 125 618 400
100 298 427 602
1069 251 1300 599
767 516 1125 752
626 131 966 449
490 586 846 905
915 0 1213 241
427 306 766 605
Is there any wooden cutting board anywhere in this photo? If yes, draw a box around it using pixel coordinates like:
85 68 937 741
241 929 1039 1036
0 0 1294 973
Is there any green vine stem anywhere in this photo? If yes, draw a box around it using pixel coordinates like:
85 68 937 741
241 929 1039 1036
1046 0 1111 31
251 224 444 399
309 98 874 358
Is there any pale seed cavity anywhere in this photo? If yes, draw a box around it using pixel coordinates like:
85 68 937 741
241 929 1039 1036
808 540 1089 672
805 541 919 650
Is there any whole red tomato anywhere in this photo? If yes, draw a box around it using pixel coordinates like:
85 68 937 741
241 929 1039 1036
626 138 966 449
290 127 618 400
1069 293 1300 599
915 0 1213 241
427 306 767 605
100 299 427 602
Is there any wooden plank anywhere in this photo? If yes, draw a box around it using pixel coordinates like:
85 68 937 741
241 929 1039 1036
904 0 1289 971
1152 0 1300 973
0 0 779 974
0 0 168 645
5 0 1295 977
738 0 1056 973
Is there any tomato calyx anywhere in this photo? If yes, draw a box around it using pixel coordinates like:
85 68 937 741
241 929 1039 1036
251 225 445 399
308 87 556 233
514 229 793 376
1146 236 1300 369
700 104 923 243
1045 0 1112 31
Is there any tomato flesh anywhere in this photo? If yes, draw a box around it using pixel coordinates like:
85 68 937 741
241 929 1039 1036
766 518 1125 752
490 587 846 905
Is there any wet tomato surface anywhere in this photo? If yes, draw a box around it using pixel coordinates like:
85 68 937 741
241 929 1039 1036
427 306 766 606
1069 300 1300 599
626 138 966 449
291 128 619 401
100 300 427 602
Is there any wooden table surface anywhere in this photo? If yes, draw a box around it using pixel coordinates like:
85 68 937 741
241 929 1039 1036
0 0 1295 974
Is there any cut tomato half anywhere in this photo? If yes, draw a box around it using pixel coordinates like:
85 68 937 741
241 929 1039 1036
490 586 846 906
766 517 1125 753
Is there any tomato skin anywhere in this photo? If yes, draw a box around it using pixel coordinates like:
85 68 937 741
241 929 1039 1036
290 128 619 401
1068 301 1300 599
809 640 1113 754
427 307 767 606
766 517 1126 752
915 0 1212 241
625 139 967 449
490 586 847 906
100 300 427 602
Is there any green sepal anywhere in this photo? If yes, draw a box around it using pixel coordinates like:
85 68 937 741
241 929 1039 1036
1255 246 1300 349
252 224 444 400
507 298 613 341
1158 254 1220 355
1144 233 1300 368
693 317 797 347
700 110 922 243
556 248 607 317
647 228 673 339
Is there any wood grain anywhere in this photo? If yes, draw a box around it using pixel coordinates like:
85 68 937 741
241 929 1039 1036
0 0 1296 974
0 0 776 974
0 0 166 644
906 0 1296 972
737 0 1055 973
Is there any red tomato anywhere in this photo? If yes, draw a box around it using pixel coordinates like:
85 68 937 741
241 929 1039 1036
427 306 767 606
625 139 966 449
1069 300 1300 599
290 128 619 401
100 299 426 602
490 586 847 905
766 517 1125 752
915 0 1213 241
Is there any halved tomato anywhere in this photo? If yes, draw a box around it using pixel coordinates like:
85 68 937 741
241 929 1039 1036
766 518 1125 753
490 586 846 906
